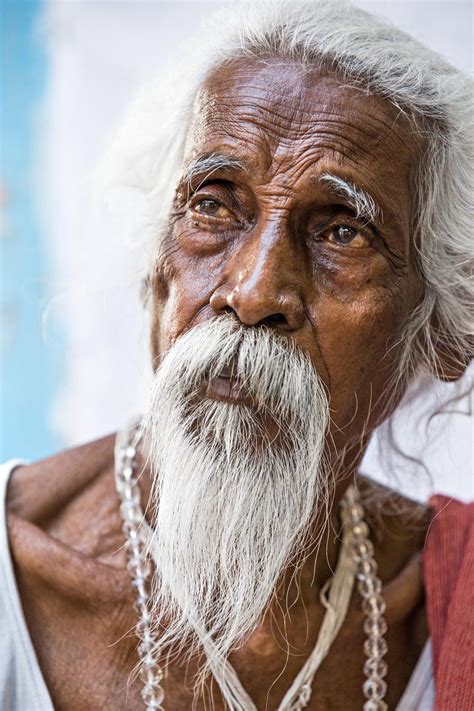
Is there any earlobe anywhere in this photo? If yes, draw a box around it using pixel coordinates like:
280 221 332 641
146 269 165 372
149 311 161 372
436 348 471 382
429 312 472 382
140 275 151 308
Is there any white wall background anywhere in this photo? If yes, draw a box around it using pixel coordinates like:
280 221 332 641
40 0 473 502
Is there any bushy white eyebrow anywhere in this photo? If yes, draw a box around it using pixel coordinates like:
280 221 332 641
320 173 382 224
182 153 248 193
182 159 382 226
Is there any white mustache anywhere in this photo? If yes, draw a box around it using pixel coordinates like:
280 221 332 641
157 314 322 423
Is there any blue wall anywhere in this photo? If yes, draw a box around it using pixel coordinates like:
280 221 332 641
1 0 61 461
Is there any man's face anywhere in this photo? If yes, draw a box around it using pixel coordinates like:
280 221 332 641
151 58 424 448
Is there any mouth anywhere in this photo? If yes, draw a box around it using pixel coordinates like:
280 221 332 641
204 368 255 406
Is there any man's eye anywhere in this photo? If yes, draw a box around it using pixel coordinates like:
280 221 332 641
193 199 232 219
329 225 370 248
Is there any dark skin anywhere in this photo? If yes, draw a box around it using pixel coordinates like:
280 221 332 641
7 59 439 709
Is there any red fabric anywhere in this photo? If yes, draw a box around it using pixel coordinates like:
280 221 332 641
423 494 474 711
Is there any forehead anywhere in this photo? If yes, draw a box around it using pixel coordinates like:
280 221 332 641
184 58 422 221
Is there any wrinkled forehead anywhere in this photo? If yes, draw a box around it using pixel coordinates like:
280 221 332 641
183 57 423 201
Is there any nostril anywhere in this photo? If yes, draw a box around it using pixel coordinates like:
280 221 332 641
257 313 288 328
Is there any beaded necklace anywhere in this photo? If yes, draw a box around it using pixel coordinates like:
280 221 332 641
115 426 388 710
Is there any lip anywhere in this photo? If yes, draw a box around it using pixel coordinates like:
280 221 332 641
205 374 255 406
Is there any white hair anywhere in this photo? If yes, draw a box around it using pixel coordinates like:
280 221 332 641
100 0 473 386
143 314 329 698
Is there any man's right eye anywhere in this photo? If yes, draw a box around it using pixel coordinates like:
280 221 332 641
193 198 233 219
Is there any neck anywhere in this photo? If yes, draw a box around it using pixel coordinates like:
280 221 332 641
279 475 358 603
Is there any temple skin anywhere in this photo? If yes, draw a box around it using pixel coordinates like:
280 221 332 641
7 60 442 710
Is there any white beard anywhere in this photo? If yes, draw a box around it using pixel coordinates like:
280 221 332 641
143 314 330 688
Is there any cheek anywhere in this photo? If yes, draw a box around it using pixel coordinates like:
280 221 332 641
151 247 223 356
313 287 408 428
310 243 400 295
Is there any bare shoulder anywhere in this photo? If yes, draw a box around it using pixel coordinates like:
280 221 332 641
358 474 432 549
6 433 127 564
355 476 432 650
358 475 431 602
5 433 131 601
7 433 117 525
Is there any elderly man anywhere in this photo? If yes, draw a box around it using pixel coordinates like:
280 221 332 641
1 1 472 710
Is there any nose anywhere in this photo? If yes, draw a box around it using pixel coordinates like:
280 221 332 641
209 220 306 332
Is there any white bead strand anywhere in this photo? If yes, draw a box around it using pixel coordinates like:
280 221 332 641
115 431 166 711
341 487 389 711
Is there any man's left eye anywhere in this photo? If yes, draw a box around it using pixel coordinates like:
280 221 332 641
329 225 370 248
193 199 232 219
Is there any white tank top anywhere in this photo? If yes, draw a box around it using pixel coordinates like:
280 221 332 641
0 459 435 710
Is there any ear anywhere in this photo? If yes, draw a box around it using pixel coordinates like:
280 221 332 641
140 274 151 308
430 312 472 382
145 270 163 372
141 274 162 368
